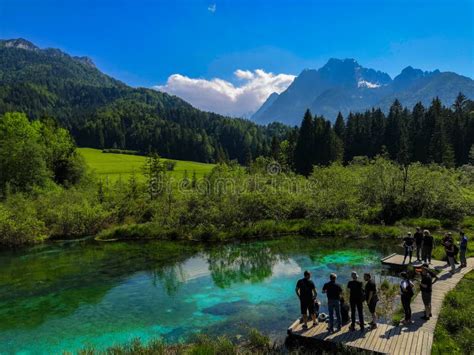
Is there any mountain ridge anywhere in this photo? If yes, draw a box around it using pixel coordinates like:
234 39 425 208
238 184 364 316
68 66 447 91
0 38 283 163
252 59 474 125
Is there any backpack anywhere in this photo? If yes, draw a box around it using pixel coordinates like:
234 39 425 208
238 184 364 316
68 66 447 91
453 244 459 255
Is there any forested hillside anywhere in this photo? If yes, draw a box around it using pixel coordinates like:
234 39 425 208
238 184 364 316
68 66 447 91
0 39 286 163
272 95 474 175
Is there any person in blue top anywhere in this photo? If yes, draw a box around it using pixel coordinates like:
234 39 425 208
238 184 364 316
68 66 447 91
459 231 468 268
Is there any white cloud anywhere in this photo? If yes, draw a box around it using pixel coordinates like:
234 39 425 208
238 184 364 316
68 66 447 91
208 4 216 13
154 69 295 117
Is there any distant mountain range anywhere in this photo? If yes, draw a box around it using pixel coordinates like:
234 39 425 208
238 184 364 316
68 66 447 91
251 58 474 125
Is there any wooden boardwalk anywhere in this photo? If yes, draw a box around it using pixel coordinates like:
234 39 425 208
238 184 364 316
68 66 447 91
380 253 446 269
287 256 473 354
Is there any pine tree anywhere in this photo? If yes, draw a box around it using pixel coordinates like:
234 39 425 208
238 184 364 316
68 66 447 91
410 102 426 163
270 136 280 160
294 109 315 176
452 93 468 165
334 112 346 140
371 108 386 157
143 152 166 199
385 99 403 161
469 145 474 165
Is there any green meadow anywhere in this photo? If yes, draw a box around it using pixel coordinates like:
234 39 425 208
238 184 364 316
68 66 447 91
78 148 215 182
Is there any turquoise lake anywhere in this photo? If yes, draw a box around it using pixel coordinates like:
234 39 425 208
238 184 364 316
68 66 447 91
0 237 395 354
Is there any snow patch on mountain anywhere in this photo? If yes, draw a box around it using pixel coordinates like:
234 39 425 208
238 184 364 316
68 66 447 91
358 80 381 89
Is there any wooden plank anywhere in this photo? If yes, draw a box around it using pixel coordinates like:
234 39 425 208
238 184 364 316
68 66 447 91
406 331 418 355
421 329 430 355
379 325 393 354
397 331 410 355
390 327 404 355
413 330 424 355
426 333 433 355
381 253 397 262
287 318 300 334
360 327 379 350
373 324 387 353
337 326 351 344
350 328 368 348
367 324 382 352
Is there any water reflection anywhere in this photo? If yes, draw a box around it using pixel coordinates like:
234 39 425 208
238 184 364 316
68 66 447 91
208 243 283 288
0 237 395 354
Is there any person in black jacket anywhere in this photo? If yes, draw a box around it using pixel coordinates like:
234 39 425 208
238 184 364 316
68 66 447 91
420 264 437 320
422 230 434 264
295 270 318 329
364 273 378 329
402 232 414 264
347 271 364 331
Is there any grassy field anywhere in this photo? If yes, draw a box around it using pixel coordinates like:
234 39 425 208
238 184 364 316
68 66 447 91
78 148 215 182
432 271 474 354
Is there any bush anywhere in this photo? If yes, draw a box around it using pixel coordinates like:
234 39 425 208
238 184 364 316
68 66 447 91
35 188 108 239
0 197 47 246
398 218 442 230
248 328 270 349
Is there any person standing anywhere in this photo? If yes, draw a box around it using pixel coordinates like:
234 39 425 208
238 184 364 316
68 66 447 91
295 270 318 329
420 264 437 320
347 271 364 331
445 241 456 273
322 273 343 333
363 273 378 329
414 227 424 262
402 232 414 264
422 230 434 264
442 233 455 265
459 231 468 268
400 272 415 325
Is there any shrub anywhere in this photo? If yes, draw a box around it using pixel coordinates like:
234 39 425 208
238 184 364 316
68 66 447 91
0 198 47 246
398 218 442 230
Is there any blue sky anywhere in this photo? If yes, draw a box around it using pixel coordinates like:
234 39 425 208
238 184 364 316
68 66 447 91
1 0 473 116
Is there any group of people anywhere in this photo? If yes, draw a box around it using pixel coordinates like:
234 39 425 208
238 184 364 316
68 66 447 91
295 271 378 333
401 228 434 264
402 228 468 273
441 231 469 272
399 263 438 325
296 230 469 332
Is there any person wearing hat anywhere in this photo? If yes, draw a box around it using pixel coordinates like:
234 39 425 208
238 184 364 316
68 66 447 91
400 272 415 325
420 264 437 320
402 232 415 264
347 271 364 331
